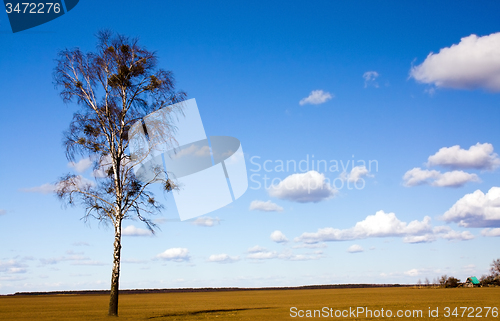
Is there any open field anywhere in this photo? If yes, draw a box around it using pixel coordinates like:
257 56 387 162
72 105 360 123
0 287 499 320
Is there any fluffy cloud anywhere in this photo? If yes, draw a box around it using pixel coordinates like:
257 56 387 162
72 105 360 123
442 187 500 227
410 33 500 91
122 225 152 236
403 225 474 243
299 90 333 105
208 254 240 263
268 171 337 203
191 216 220 227
68 157 93 173
270 230 289 243
296 211 433 244
403 168 480 187
342 166 373 183
295 211 474 244
481 228 500 237
156 248 190 262
427 143 500 171
363 71 379 88
347 244 364 253
249 200 284 212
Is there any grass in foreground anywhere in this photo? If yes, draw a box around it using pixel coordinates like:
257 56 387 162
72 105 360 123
0 287 499 320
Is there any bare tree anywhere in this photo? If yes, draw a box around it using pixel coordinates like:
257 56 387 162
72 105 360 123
424 277 430 287
53 30 186 316
490 258 500 278
439 274 448 287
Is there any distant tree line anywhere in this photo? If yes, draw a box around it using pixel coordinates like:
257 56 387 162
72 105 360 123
417 258 500 288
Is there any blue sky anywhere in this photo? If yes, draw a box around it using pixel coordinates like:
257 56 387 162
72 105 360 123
1 1 500 294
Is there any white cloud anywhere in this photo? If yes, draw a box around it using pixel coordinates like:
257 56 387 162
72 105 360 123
72 241 90 246
39 254 103 266
295 211 436 244
342 166 373 183
156 248 190 262
246 247 323 261
481 228 500 237
92 155 113 178
270 230 289 243
122 225 152 236
191 216 220 227
208 254 240 263
432 171 481 187
427 143 500 171
410 33 500 91
21 176 95 194
247 245 267 253
347 244 364 253
363 71 379 88
20 183 58 194
440 229 475 241
268 171 337 203
403 168 480 187
249 200 284 212
442 187 500 227
247 250 278 260
71 260 106 266
403 225 474 243
299 90 333 105
278 251 324 261
172 144 211 159
404 269 420 277
0 260 27 274
68 157 93 173
292 243 327 249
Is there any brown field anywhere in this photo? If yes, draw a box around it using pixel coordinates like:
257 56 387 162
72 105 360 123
0 287 499 320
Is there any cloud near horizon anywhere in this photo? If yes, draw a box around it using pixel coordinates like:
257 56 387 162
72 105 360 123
410 32 500 91
295 210 473 244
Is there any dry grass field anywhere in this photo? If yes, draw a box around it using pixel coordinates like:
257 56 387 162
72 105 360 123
0 287 499 320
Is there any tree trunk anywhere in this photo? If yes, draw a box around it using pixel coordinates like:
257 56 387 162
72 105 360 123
108 218 122 316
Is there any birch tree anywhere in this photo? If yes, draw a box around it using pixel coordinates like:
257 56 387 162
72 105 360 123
53 30 186 316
